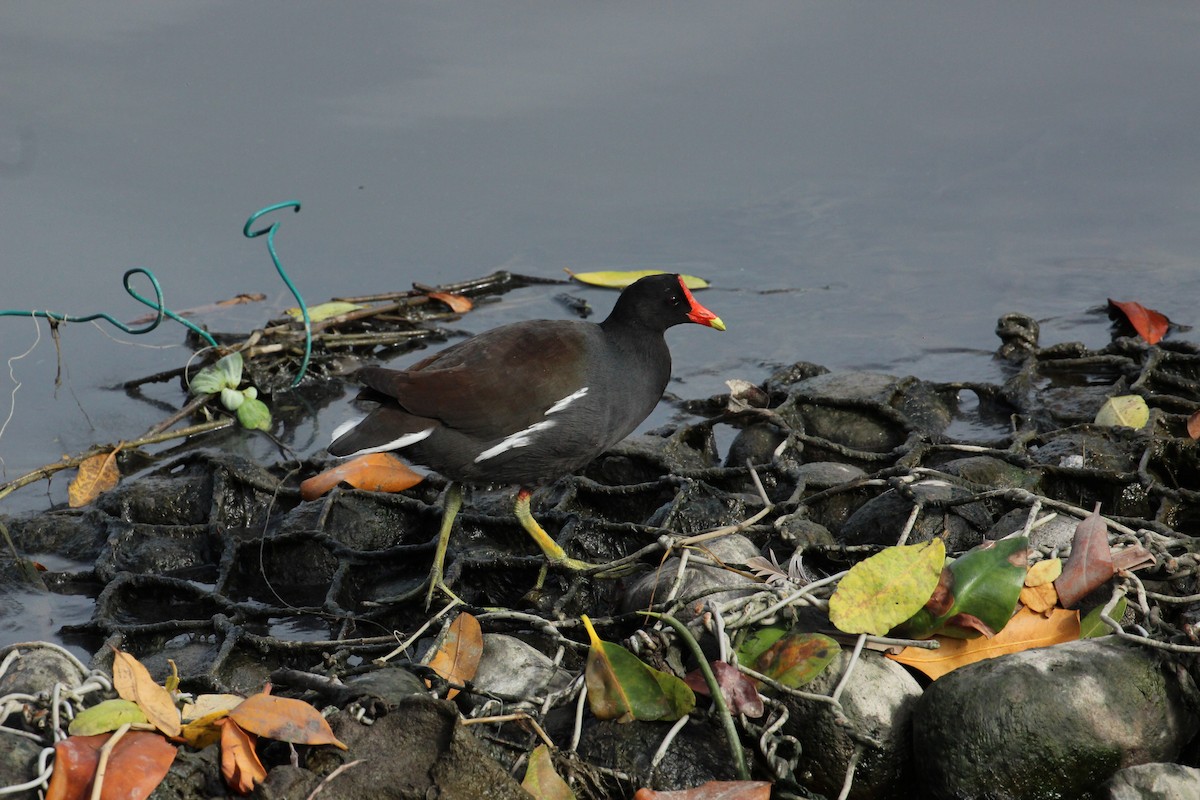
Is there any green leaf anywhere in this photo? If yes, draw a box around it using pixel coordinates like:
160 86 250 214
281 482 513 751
521 744 576 800
566 269 710 290
285 301 362 322
1094 395 1150 428
236 397 272 431
828 538 946 635
68 698 148 736
220 387 246 411
900 537 1029 639
753 633 840 688
735 625 789 667
581 615 695 723
1081 596 1127 638
190 352 244 395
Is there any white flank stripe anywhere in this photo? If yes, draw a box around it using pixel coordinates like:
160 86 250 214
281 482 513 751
333 423 434 458
474 419 557 463
545 386 588 415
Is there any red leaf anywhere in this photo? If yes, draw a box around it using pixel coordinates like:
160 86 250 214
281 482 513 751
1054 503 1115 608
682 662 764 718
1108 299 1169 345
46 731 176 800
634 781 772 800
1187 410 1200 440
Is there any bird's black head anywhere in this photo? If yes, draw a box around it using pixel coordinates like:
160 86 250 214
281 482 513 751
604 273 725 332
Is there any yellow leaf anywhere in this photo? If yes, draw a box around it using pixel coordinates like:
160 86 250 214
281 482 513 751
887 606 1080 679
521 744 576 800
1025 558 1062 587
1019 583 1059 614
1094 395 1149 428
829 538 946 635
565 268 710 290
68 450 120 507
285 301 362 322
423 612 483 700
182 694 245 722
110 649 182 738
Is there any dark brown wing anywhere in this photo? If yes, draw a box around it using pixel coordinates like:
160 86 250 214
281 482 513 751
358 320 592 440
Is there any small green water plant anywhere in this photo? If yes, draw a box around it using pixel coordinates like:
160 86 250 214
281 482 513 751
189 352 271 431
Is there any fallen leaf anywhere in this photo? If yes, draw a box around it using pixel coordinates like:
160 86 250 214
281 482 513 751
110 650 181 738
1108 299 1169 345
1054 504 1115 608
1019 583 1059 614
752 633 840 689
1081 596 1127 638
46 731 176 800
228 693 347 749
1188 410 1200 440
216 718 267 795
1112 544 1156 573
181 694 246 722
427 292 473 313
423 612 484 700
1025 558 1062 587
300 453 424 500
582 615 695 723
899 537 1029 639
521 744 576 800
565 268 710 290
285 300 363 322
633 781 772 800
1094 395 1150 429
828 538 946 636
68 450 120 508
682 662 764 718
888 606 1080 679
67 699 147 737
734 626 788 667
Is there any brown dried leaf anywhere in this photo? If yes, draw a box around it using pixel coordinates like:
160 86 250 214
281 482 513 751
228 693 347 750
68 450 120 508
217 718 267 795
633 781 772 800
1054 503 1115 608
110 649 181 738
1188 410 1200 440
682 662 764 719
427 291 473 313
424 612 484 700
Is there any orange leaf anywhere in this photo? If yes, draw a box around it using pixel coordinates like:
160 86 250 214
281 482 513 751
68 450 120 508
1108 299 1169 345
300 453 424 500
424 612 484 700
1188 410 1200 440
216 718 267 796
633 780 773 800
228 693 347 750
46 731 176 800
887 606 1080 679
1019 583 1059 614
110 650 181 738
427 291 474 313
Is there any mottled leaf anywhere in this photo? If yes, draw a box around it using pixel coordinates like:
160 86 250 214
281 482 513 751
752 633 840 689
68 450 120 508
828 538 946 635
682 662 764 718
900 537 1028 639
734 626 788 668
582 615 695 723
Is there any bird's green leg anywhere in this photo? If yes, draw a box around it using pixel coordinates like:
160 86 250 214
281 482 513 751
425 482 465 609
514 488 594 571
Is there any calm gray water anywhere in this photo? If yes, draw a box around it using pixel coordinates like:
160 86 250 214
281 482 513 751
2 1 1199 521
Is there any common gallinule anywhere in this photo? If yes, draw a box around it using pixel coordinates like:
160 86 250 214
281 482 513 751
328 273 724 603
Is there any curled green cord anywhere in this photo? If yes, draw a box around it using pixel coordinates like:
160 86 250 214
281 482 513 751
0 267 219 348
243 201 310 387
